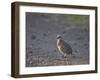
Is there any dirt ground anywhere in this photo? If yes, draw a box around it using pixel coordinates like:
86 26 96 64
26 13 89 67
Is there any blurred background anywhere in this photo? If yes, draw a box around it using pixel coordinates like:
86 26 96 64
26 12 89 67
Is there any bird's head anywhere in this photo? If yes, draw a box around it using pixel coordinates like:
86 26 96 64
57 34 62 40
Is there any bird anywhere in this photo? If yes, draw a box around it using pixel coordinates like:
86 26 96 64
56 34 72 58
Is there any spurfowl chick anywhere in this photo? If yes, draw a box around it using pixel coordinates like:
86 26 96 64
57 34 72 57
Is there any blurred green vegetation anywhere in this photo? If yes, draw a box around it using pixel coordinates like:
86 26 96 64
27 12 89 30
67 15 89 29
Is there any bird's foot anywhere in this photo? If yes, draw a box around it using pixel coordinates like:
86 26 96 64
62 55 67 58
61 56 72 65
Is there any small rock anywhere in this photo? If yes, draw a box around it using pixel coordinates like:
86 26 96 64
29 51 33 53
29 61 33 64
43 33 47 37
54 49 57 52
84 43 88 46
76 37 83 40
63 31 66 34
74 43 77 45
31 35 36 40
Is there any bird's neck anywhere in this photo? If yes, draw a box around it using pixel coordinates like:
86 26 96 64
57 38 62 45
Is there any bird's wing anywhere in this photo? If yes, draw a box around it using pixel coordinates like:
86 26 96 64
62 40 71 48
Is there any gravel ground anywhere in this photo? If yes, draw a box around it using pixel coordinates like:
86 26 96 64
26 13 89 67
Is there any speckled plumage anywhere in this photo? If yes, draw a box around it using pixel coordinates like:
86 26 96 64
57 35 72 57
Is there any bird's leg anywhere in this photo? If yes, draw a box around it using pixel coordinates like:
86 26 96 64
64 54 72 65
61 52 67 58
63 54 67 58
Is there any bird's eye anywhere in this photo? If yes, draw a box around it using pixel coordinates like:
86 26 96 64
57 37 61 39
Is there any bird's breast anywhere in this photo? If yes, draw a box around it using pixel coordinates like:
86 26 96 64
57 39 61 46
57 45 63 53
57 39 62 53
